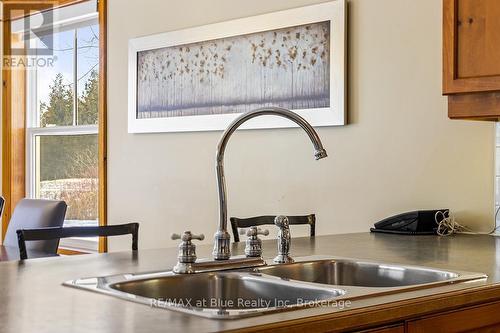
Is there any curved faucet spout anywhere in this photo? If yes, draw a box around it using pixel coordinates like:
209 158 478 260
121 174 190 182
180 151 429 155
212 107 328 260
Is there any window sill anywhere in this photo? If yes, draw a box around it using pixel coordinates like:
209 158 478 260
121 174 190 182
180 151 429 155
57 248 90 255
59 237 98 253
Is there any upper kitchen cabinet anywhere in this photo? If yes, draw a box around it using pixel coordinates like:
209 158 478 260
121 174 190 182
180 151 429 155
443 0 500 119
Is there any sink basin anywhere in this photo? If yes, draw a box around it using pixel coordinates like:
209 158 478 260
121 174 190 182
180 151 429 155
256 259 461 288
65 271 344 319
65 256 486 319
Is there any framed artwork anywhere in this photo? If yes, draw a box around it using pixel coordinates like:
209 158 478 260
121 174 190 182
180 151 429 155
128 0 346 133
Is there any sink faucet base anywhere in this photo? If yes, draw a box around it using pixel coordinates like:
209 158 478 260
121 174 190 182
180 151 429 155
184 255 266 273
274 254 294 264
213 230 231 260
173 262 195 274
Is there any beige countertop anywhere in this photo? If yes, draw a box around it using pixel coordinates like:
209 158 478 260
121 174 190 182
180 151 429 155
1 232 500 333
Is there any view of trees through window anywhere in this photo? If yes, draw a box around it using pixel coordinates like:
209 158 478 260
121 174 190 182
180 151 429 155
39 134 98 220
33 23 99 224
40 70 99 127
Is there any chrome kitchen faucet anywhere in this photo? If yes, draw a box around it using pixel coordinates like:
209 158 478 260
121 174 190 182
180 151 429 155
171 107 327 272
213 107 328 260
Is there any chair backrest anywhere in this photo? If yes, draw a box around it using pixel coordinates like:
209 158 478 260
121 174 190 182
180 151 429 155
230 214 316 242
4 199 67 254
0 196 5 219
16 223 139 260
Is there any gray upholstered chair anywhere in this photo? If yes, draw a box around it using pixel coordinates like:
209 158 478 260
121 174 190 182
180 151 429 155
3 199 67 256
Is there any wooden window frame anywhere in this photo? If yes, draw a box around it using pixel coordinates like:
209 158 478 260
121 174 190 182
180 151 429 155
1 0 108 253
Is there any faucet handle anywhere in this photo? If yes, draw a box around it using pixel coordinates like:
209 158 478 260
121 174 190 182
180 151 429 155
242 227 269 258
240 227 269 237
171 231 204 274
171 231 205 242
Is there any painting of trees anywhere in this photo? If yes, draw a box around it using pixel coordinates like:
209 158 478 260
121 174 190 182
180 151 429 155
136 21 330 119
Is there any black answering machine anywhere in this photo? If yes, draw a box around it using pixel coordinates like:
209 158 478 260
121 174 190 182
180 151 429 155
370 209 449 235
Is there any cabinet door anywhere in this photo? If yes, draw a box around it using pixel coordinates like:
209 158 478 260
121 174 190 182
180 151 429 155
355 324 404 333
443 0 500 94
407 301 500 333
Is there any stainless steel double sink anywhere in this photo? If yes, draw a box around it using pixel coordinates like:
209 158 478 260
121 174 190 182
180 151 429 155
64 256 486 319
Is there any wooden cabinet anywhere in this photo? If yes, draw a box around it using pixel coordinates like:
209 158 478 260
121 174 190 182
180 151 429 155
347 301 500 333
406 301 500 333
443 0 500 119
355 324 404 333
267 299 500 333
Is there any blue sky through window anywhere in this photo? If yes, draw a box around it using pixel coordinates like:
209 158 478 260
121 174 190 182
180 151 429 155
35 24 99 124
36 29 74 119
77 24 99 99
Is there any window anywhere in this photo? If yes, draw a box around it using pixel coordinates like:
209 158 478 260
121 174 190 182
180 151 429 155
23 2 99 251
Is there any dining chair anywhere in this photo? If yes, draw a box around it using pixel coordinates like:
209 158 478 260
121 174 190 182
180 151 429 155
0 196 5 219
3 199 67 255
16 223 139 260
230 214 316 242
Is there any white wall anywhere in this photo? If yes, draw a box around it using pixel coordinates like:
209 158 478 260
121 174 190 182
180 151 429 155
107 0 495 251
0 11 3 245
